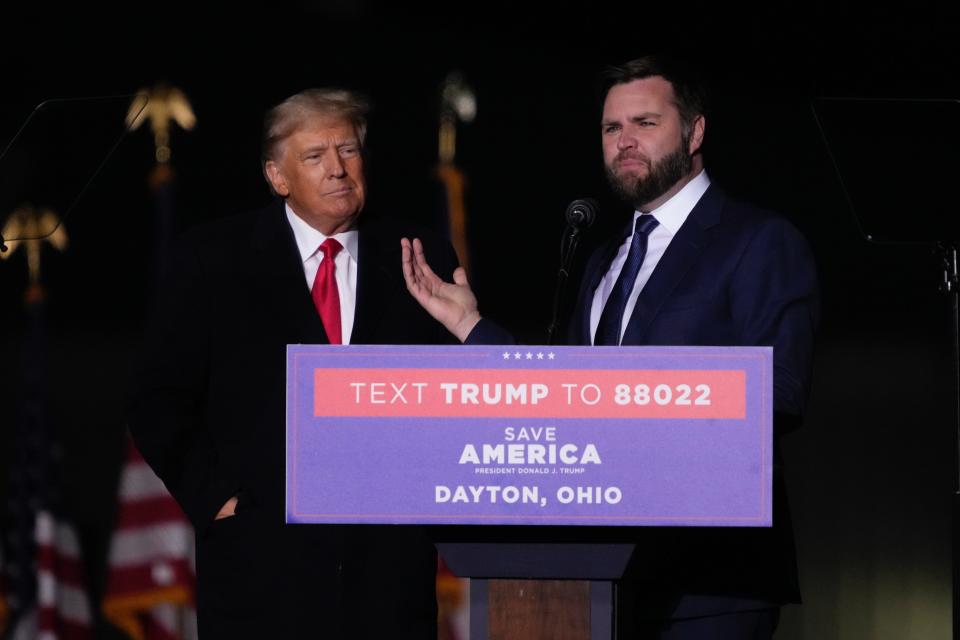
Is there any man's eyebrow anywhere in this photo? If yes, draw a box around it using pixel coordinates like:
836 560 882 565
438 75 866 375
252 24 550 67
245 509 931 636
601 111 662 126
299 138 360 157
299 143 329 155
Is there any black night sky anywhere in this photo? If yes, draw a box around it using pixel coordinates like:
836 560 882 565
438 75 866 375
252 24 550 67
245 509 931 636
2 2 959 637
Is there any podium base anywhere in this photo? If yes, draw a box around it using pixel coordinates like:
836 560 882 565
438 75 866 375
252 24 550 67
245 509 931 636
470 579 613 640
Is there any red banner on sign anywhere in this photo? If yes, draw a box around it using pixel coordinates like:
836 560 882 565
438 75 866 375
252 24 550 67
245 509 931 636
313 369 745 420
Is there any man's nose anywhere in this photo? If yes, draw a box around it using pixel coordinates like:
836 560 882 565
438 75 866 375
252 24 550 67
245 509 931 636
323 151 347 178
616 128 637 151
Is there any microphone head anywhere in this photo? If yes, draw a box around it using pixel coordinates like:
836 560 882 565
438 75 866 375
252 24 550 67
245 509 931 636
565 198 598 229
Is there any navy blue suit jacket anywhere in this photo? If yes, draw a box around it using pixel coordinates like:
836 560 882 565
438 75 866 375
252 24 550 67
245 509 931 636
469 184 818 612
571 184 817 418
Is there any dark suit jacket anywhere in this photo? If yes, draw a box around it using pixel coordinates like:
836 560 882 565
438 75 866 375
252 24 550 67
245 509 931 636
469 184 818 617
128 201 458 638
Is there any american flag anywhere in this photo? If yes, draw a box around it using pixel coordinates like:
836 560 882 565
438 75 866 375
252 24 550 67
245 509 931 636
1 286 94 639
0 510 93 640
102 438 196 640
33 510 94 639
100 89 197 640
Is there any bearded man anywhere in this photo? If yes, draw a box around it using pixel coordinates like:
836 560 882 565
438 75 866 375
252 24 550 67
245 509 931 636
402 55 819 639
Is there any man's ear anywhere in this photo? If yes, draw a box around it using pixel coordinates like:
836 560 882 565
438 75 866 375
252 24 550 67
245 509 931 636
688 115 706 155
264 161 289 197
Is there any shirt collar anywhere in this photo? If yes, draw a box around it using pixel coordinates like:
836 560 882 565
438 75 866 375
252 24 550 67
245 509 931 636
636 169 711 236
285 202 359 263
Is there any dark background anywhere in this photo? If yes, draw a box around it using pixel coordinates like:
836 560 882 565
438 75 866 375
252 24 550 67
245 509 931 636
1 2 958 637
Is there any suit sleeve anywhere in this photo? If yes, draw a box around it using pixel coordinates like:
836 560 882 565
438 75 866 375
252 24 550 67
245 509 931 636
126 235 238 533
729 218 819 424
465 318 516 345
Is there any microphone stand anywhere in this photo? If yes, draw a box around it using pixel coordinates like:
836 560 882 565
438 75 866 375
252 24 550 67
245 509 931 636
940 242 960 640
546 224 584 346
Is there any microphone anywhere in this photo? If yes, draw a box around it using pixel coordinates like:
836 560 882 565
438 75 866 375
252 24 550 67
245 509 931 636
547 198 599 345
565 198 598 229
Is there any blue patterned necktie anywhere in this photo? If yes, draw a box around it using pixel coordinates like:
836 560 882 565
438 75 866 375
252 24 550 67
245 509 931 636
594 214 659 345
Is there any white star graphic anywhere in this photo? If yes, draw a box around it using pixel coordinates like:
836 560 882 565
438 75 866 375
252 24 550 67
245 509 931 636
514 352 522 360
536 352 544 360
525 352 533 360
503 352 511 359
548 352 556 360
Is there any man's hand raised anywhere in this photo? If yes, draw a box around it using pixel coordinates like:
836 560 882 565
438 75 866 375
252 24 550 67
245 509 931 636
401 237 481 343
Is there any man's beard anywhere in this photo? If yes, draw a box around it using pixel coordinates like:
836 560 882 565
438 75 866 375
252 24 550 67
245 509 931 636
606 144 692 209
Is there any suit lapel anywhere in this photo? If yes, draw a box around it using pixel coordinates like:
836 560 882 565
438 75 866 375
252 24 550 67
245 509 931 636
351 221 399 345
250 200 330 345
620 185 726 345
574 231 627 345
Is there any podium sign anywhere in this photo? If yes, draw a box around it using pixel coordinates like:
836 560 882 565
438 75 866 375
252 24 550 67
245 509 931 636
286 345 772 527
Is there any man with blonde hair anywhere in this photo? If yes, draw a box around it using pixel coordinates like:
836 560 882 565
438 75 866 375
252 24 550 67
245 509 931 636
130 88 458 637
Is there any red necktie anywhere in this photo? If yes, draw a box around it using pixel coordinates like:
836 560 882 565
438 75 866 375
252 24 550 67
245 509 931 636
311 238 343 344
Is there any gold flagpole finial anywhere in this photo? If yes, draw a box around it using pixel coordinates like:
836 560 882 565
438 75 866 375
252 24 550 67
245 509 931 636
438 72 476 165
1 206 68 297
127 84 196 165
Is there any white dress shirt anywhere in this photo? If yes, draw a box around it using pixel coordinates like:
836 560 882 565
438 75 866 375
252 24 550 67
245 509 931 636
590 170 711 344
285 204 359 344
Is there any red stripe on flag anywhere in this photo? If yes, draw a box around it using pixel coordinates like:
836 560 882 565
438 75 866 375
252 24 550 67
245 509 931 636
37 545 87 588
105 559 194 598
115 496 189 529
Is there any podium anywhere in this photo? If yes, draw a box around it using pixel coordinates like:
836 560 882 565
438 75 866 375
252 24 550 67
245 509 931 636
285 343 774 639
437 539 632 639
